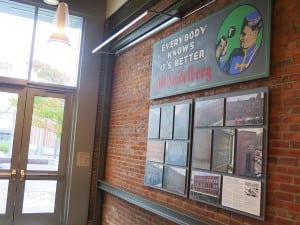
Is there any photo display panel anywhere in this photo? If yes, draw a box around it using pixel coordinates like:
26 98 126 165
145 100 192 197
144 88 268 220
190 87 268 220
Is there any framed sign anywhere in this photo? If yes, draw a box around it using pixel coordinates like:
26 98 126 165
150 0 271 99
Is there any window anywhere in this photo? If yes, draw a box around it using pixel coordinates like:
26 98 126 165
0 0 83 87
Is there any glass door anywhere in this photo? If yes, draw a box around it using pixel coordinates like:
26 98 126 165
0 86 26 225
0 86 72 225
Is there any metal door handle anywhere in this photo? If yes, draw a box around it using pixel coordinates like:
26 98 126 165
20 169 26 180
11 169 17 177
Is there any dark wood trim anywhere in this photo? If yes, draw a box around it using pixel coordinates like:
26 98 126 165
94 54 115 225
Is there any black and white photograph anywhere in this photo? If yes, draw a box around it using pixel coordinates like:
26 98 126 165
235 128 263 178
212 129 235 173
163 166 186 195
194 98 224 127
190 170 221 204
226 92 264 126
147 107 161 138
165 141 188 167
173 103 190 140
191 129 212 170
160 105 174 139
146 140 165 163
144 162 163 188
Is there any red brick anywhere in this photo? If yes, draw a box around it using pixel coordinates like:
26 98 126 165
274 191 294 201
95 0 300 225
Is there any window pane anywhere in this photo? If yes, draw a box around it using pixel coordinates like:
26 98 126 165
0 92 18 170
30 8 83 87
0 180 9 214
0 0 35 79
27 96 65 171
22 180 57 213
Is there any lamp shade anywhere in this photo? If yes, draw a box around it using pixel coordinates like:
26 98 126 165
48 2 70 45
43 0 59 5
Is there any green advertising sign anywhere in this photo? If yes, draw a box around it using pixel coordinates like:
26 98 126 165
150 0 271 99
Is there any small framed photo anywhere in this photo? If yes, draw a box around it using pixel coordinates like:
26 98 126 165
148 107 161 138
212 129 235 174
190 170 221 204
146 140 165 163
144 162 163 188
236 128 264 178
174 103 190 140
194 98 224 127
165 141 188 167
225 92 264 126
163 166 186 195
160 105 174 139
192 129 212 170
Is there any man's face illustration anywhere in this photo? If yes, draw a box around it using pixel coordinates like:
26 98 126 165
240 25 258 50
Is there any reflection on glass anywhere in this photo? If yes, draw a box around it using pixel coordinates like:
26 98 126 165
0 0 35 79
27 96 65 171
163 166 186 195
22 180 57 213
0 92 18 170
0 180 9 214
212 129 235 174
174 104 190 140
30 8 83 86
148 108 160 139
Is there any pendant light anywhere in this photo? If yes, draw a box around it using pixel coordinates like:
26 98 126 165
43 0 59 5
48 2 70 45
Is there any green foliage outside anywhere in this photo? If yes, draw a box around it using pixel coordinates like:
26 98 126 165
30 60 67 138
0 143 9 152
32 96 65 138
32 60 70 85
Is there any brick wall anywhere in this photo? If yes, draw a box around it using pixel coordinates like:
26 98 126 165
98 0 300 224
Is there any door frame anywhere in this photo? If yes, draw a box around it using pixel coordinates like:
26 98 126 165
0 85 74 225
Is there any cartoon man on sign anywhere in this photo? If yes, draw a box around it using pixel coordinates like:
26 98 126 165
216 8 263 75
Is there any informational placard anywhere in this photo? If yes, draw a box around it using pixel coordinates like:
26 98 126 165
222 176 261 216
150 0 271 99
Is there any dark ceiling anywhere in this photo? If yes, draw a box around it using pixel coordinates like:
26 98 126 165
102 0 217 53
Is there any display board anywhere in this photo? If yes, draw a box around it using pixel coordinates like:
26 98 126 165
145 87 268 220
150 0 271 99
190 87 268 220
145 100 192 196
